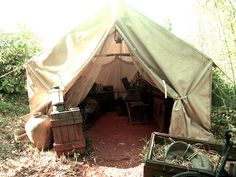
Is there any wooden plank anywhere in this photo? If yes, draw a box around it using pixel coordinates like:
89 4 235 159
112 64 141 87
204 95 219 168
51 110 82 120
54 140 86 151
52 127 62 144
67 125 75 142
51 118 82 127
153 132 236 158
95 53 131 57
144 132 236 177
74 124 83 141
51 113 86 156
60 126 69 143
54 140 86 156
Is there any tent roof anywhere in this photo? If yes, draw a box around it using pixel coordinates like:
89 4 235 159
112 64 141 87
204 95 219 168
24 2 214 140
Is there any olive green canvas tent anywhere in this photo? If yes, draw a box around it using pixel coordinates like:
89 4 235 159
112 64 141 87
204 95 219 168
23 2 214 140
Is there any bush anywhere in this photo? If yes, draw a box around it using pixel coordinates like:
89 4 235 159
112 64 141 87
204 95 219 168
211 68 236 139
211 108 236 139
212 68 236 108
0 27 42 94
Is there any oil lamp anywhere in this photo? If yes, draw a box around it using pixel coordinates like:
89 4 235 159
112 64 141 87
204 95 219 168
49 86 64 112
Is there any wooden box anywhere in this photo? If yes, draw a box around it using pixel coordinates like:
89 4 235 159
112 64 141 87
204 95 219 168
144 132 236 177
51 110 86 156
95 91 115 112
153 97 173 133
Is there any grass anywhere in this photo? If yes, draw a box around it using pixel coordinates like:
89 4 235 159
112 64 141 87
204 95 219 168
0 93 95 177
0 93 29 117
0 93 29 162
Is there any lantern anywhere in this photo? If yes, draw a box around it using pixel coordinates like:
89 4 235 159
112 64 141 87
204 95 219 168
114 29 123 44
49 86 64 112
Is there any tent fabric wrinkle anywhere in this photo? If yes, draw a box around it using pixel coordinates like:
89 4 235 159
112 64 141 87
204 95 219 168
23 1 215 140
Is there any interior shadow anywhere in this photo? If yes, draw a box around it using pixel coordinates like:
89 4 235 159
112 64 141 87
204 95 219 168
85 111 158 168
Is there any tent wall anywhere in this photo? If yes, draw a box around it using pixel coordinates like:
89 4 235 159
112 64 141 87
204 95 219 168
116 3 214 139
95 58 138 92
25 4 116 112
24 2 214 140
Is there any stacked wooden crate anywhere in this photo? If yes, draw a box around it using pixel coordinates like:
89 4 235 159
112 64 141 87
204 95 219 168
51 110 86 156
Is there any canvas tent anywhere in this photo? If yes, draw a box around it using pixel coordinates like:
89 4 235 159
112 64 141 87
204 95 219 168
23 2 214 140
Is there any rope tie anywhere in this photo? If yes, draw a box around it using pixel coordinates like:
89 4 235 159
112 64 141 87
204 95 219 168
0 65 24 79
177 95 187 100
162 80 167 99
173 95 188 111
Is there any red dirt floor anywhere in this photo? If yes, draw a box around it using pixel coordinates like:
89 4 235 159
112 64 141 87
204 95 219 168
83 111 159 176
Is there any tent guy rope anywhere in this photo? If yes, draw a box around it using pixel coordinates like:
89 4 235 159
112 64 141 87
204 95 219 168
0 65 24 79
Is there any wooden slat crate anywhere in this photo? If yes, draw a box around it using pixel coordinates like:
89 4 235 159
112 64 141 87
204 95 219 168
51 110 86 156
144 132 236 177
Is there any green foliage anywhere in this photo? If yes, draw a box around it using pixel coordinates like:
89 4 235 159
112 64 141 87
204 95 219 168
194 0 236 82
211 68 236 139
0 93 29 117
194 0 236 140
0 27 42 94
212 68 236 108
0 113 11 127
211 108 236 139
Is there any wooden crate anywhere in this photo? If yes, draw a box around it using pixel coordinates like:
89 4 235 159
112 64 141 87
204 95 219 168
51 110 86 156
144 132 236 177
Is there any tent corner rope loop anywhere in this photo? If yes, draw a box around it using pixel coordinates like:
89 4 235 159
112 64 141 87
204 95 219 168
173 95 188 112
162 79 167 99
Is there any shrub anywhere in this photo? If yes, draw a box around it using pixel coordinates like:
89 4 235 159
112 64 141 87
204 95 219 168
212 68 236 108
211 67 236 139
0 27 42 94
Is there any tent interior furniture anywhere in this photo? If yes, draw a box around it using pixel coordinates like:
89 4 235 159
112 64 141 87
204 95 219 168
121 77 140 94
126 100 148 125
121 76 150 124
87 85 115 113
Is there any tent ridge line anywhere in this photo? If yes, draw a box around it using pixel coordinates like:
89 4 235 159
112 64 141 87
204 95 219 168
95 53 131 57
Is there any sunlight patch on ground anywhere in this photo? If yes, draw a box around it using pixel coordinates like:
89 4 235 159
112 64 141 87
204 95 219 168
83 163 144 177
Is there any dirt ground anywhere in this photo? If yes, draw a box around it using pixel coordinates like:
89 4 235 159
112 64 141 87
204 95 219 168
86 111 158 167
82 111 158 176
0 111 159 177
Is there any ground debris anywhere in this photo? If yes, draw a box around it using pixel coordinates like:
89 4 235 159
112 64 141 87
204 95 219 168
151 142 221 170
0 150 84 177
1 111 156 177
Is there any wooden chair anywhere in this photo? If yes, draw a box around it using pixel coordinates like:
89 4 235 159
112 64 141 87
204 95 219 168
126 101 148 124
121 77 148 124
